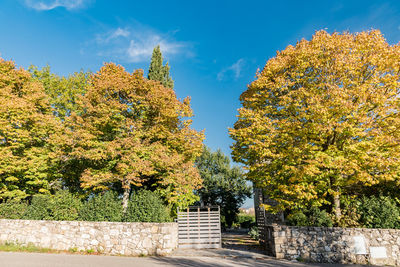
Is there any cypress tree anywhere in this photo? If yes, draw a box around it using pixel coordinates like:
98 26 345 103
148 45 174 88
162 62 174 89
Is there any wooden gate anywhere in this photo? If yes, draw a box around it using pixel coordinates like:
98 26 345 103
177 206 221 249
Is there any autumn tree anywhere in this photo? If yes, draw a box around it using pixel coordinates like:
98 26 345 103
29 65 90 120
55 63 203 212
0 59 60 200
195 146 251 228
230 30 400 221
148 45 174 88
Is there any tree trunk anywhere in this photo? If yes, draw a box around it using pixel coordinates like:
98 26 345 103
330 176 341 222
333 191 341 221
122 180 131 214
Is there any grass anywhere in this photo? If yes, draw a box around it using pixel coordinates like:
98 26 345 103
68 247 78 253
0 241 100 255
0 242 154 257
0 242 55 253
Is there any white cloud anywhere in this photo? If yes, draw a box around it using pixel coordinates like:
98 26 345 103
24 0 88 11
96 28 130 44
113 28 130 39
218 59 245 81
126 33 184 63
91 25 188 63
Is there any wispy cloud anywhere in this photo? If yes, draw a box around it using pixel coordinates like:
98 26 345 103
126 34 184 63
24 0 89 11
96 28 130 44
91 25 190 63
217 59 245 81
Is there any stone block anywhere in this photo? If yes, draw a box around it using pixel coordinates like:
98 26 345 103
275 252 285 259
81 234 90 239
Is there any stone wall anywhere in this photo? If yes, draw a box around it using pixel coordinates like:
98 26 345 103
264 225 400 266
0 219 178 256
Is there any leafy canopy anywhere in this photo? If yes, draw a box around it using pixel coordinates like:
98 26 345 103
29 65 90 120
124 189 171 222
195 146 251 228
230 30 400 214
55 63 204 209
0 59 60 200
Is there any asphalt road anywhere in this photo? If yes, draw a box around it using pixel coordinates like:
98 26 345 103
0 252 367 267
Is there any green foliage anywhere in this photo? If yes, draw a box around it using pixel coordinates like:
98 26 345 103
237 213 256 229
286 211 308 226
337 195 361 227
195 146 252 228
0 241 54 253
308 207 333 227
0 189 173 223
24 191 82 221
24 195 52 220
0 59 60 200
28 65 90 195
0 200 28 219
358 196 400 229
248 226 259 240
287 207 333 227
29 65 89 119
51 190 82 221
79 191 123 222
124 190 171 222
148 45 174 88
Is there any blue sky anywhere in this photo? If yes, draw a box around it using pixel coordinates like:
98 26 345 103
2 1 400 207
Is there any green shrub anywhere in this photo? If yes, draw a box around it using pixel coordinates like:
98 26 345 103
287 207 333 227
50 191 82 221
249 226 259 240
24 195 52 220
358 195 400 229
286 210 308 226
80 191 123 222
24 191 82 221
308 207 333 227
237 213 255 229
337 195 361 228
124 190 171 222
0 200 28 219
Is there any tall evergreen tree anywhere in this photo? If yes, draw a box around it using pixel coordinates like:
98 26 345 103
148 45 174 88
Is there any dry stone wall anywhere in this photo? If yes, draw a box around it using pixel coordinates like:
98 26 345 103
264 225 400 266
0 219 178 256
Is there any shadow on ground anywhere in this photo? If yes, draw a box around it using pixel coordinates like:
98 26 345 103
161 230 369 267
170 229 268 259
151 256 312 267
222 229 265 253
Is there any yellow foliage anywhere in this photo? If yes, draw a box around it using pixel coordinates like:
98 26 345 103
0 59 61 199
54 63 204 207
230 30 400 213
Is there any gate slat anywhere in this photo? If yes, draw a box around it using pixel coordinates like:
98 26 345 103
177 206 221 249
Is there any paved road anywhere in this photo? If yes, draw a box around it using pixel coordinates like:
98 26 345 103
0 230 368 266
0 252 367 267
